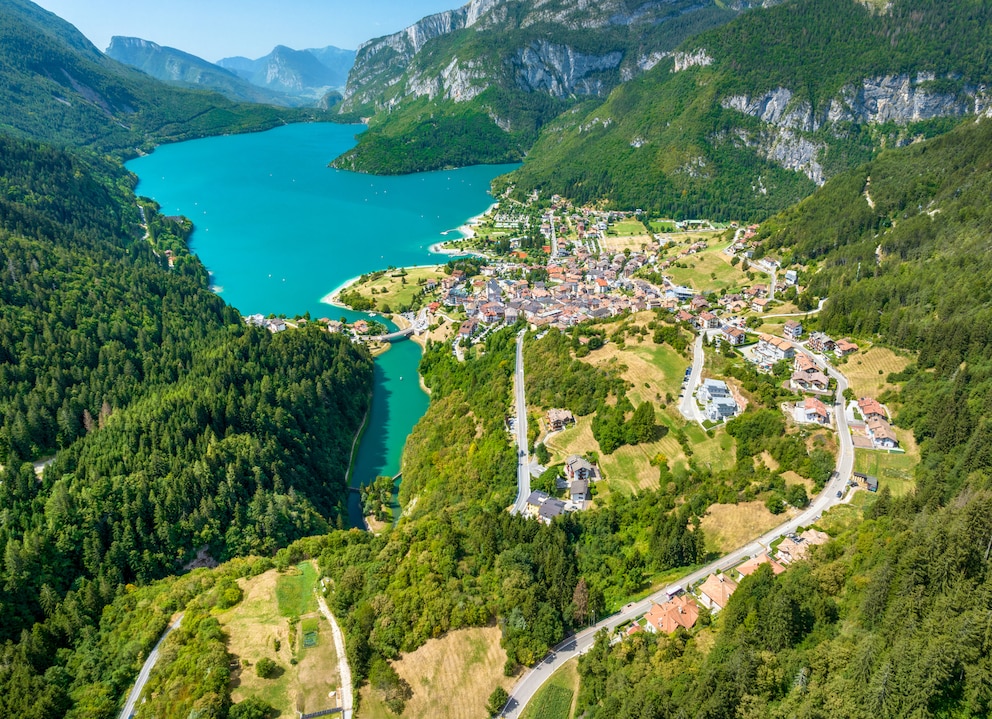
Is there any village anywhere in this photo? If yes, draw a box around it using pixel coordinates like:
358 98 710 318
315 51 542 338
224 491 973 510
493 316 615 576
243 192 912 652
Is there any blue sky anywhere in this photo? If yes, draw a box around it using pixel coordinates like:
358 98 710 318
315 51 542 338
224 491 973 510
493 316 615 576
34 0 461 60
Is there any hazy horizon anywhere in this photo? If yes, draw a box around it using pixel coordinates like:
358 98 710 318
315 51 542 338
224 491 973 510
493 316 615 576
32 0 462 62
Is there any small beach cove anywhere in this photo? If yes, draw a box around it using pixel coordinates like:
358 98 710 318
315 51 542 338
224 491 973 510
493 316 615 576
127 122 517 528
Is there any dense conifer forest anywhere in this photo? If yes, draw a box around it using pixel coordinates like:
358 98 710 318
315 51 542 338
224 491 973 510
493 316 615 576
0 129 372 718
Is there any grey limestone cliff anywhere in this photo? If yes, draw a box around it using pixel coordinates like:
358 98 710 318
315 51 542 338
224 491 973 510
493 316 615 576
722 74 987 184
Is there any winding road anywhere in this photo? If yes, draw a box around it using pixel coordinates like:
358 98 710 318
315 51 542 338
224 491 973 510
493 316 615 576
501 344 855 718
118 613 183 719
511 329 531 515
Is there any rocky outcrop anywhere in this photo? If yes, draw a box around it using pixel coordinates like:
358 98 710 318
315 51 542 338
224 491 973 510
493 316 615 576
672 50 713 73
725 74 981 133
514 42 623 97
342 0 750 113
406 58 487 103
828 74 974 125
722 74 984 183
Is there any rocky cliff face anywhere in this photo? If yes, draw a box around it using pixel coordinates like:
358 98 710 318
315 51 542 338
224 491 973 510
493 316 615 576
514 42 623 97
341 0 742 115
722 74 986 184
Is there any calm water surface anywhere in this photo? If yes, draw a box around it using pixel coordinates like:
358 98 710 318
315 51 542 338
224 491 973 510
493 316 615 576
127 123 516 526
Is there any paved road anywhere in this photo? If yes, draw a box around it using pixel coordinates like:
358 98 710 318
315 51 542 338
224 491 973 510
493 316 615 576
502 353 856 718
511 330 531 515
762 297 829 318
678 332 706 425
317 596 354 719
549 211 558 259
118 613 183 719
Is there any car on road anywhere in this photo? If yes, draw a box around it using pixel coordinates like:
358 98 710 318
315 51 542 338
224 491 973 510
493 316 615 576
836 490 843 498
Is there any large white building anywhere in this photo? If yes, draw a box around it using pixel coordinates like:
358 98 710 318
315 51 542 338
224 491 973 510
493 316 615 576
698 379 739 422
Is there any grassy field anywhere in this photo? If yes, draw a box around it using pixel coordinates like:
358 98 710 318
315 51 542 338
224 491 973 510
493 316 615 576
520 658 580 719
599 234 652 253
356 627 513 719
345 266 448 312
665 246 749 293
542 326 737 495
276 561 319 617
699 502 799 554
579 337 687 406
854 443 918 497
545 411 735 496
839 345 912 399
222 562 339 716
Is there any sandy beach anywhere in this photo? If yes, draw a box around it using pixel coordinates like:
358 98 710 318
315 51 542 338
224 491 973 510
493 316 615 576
429 202 496 257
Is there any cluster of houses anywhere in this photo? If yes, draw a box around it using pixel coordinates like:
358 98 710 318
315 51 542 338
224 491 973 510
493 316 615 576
524 454 598 524
808 332 859 358
854 397 899 449
696 379 740 423
244 314 287 333
630 528 830 636
426 202 810 346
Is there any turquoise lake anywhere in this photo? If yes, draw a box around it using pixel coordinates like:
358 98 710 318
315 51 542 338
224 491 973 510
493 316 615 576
127 123 517 527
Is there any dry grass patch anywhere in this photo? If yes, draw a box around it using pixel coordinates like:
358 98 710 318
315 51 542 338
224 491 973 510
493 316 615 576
700 502 799 554
599 233 652 253
545 415 600 459
757 451 780 472
578 340 686 406
840 346 911 399
781 470 813 491
665 248 749 293
222 563 339 716
357 627 512 719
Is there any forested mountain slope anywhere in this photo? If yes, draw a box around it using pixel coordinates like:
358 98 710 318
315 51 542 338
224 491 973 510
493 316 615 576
569 113 992 719
331 0 767 173
0 0 324 153
507 0 992 220
0 64 372 719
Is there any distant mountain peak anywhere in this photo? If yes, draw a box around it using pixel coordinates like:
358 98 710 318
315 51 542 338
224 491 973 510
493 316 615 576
216 44 356 101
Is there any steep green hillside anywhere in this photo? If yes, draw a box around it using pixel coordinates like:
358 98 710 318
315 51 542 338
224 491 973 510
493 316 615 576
332 0 746 173
508 0 992 219
0 132 372 718
567 114 992 719
0 0 325 153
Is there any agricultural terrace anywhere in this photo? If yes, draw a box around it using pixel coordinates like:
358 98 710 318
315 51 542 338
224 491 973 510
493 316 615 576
221 561 340 716
357 627 513 719
837 345 911 401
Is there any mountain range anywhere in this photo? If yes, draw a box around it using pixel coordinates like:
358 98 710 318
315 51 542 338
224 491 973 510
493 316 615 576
330 0 772 174
218 44 356 106
106 38 355 109
0 0 323 153
333 0 992 223
104 36 307 107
